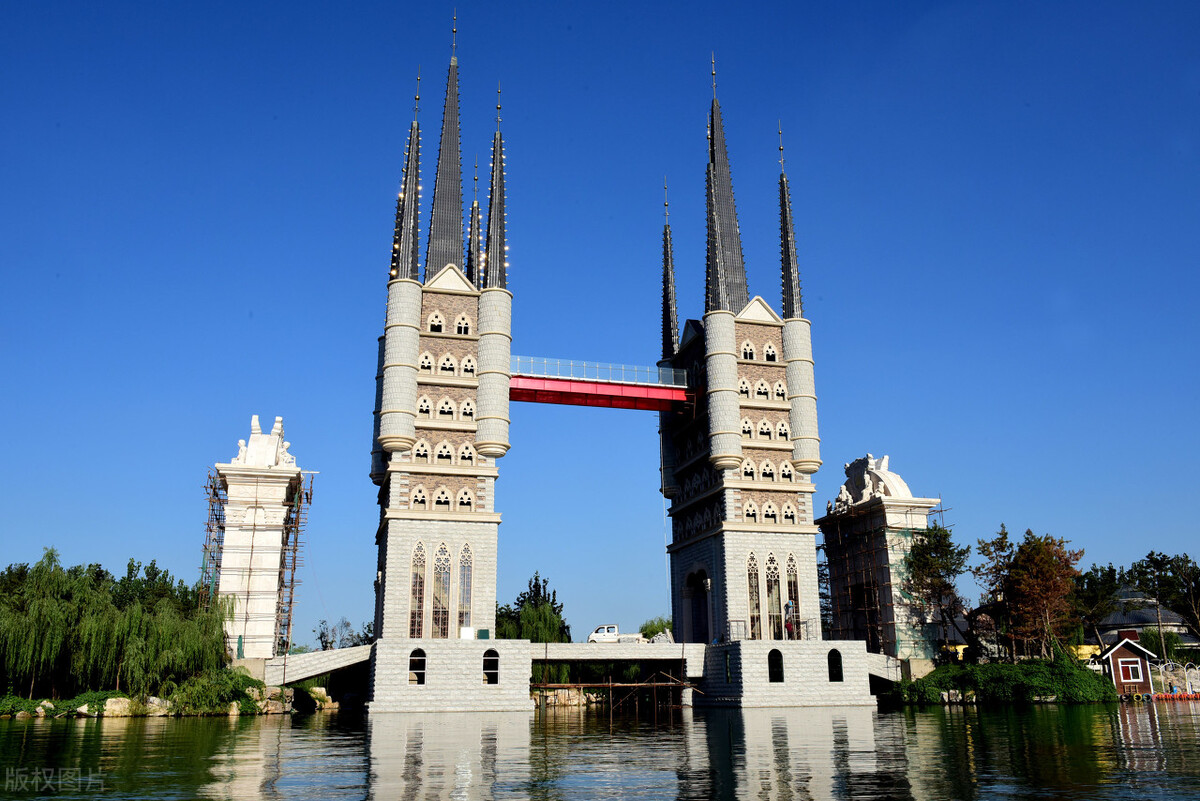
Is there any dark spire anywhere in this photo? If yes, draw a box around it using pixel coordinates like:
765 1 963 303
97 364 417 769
481 86 507 289
424 54 464 279
662 181 680 359
466 156 482 286
389 74 422 281
778 126 803 318
704 91 750 313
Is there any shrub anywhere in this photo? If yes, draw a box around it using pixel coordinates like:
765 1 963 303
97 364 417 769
169 667 264 716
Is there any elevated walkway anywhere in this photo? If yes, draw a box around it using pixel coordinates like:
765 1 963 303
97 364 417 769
509 356 688 411
264 644 373 686
863 652 903 683
531 642 708 679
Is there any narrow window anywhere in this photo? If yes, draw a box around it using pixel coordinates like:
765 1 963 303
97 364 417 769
742 342 756 360
760 461 775 480
780 462 793 481
461 357 477 376
744 502 758 523
413 442 430 463
439 355 456 375
768 649 784 683
458 545 473 632
483 648 499 685
777 422 789 440
786 556 800 640
764 344 777 362
409 648 426 685
461 400 475 419
459 444 475 464
828 649 844 682
419 353 434 373
457 489 474 510
783 504 797 524
434 488 451 509
438 399 455 418
742 460 755 479
747 553 762 640
455 315 471 336
418 397 432 418
766 555 783 640
428 313 445 333
410 487 427 510
763 504 778 523
741 418 753 436
436 443 454 463
774 382 786 400
738 379 751 398
432 543 451 638
759 422 772 439
409 544 426 637
755 381 770 398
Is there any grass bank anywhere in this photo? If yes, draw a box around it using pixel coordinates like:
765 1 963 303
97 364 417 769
898 651 1118 705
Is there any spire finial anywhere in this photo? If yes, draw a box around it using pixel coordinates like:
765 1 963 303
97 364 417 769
663 178 669 222
778 121 785 172
496 81 503 130
451 9 457 57
473 155 479 201
711 52 717 99
414 67 421 115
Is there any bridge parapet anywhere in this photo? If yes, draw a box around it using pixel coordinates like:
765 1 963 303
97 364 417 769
511 356 687 388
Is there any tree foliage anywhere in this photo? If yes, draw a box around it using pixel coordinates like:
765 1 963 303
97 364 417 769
639 616 672 639
1073 563 1122 646
1126 551 1200 641
495 572 571 643
314 618 373 650
903 523 970 646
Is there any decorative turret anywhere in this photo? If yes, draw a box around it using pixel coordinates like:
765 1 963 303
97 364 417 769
474 91 512 459
465 157 482 286
777 131 821 474
376 82 425 461
424 56 464 279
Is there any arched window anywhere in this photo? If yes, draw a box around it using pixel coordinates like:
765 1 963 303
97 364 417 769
742 459 756 479
435 442 454 463
774 382 787 400
408 648 426 685
460 400 476 419
432 543 451 638
738 379 751 398
409 543 426 638
768 649 784 683
747 553 762 640
755 381 770 399
410 486 428 510
457 489 474 511
455 315 471 336
780 462 793 481
461 356 477 376
419 352 434 373
438 355 457 375
458 545 473 631
417 397 432 418
763 503 778 523
741 418 753 437
434 488 451 509
437 398 456 418
428 312 445 333
483 648 499 685
743 502 759 523
742 342 756 360
760 461 775 480
766 555 783 640
764 344 778 362
758 421 772 439
828 649 844 682
458 444 475 464
782 504 797 524
777 421 790 440
413 441 430 463
786 555 800 639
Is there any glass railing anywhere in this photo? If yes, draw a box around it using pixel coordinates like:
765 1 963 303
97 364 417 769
510 356 687 387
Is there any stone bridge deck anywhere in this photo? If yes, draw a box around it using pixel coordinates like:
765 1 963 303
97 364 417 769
264 644 373 686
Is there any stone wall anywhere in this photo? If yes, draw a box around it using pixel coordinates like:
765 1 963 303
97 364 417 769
697 640 874 707
368 639 532 713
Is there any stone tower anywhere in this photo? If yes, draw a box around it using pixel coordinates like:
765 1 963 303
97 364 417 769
368 54 530 712
660 99 823 647
213 415 302 661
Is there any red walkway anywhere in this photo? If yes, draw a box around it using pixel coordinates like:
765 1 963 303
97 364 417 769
508 357 688 411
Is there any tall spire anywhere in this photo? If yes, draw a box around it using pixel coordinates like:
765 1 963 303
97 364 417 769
424 51 464 279
466 156 482 286
389 74 422 281
778 125 803 318
704 77 750 313
481 86 507 289
662 181 680 359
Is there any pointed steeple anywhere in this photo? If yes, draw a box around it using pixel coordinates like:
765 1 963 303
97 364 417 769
424 54 464 279
778 126 803 318
465 157 482 286
389 77 422 282
481 88 507 289
661 182 680 359
704 61 750 313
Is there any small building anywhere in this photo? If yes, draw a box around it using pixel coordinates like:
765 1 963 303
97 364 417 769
1090 587 1199 651
1098 630 1158 696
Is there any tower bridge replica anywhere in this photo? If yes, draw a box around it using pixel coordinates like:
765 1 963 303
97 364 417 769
260 52 891 710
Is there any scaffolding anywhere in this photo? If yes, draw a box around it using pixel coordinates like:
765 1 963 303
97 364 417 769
274 473 313 656
199 470 227 610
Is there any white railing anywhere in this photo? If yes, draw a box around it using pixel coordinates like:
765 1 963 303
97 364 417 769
510 356 687 387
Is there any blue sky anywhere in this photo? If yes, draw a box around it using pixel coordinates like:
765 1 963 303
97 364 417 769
2 2 1198 644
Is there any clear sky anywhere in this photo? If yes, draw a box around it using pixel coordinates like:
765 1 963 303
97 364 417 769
3 2 1198 645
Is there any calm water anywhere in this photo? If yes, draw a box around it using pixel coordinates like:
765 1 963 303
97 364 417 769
2 703 1199 799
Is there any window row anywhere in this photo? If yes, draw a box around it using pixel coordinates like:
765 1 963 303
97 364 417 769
409 542 474 639
741 501 798 525
746 553 805 641
740 418 790 440
754 648 842 684
407 647 499 685
418 352 477 377
427 312 473 336
738 379 787 401
411 440 478 466
409 485 478 512
417 396 476 421
740 342 779 362
740 459 794 482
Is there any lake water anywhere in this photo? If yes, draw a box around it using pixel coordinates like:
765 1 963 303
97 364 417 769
2 702 1199 799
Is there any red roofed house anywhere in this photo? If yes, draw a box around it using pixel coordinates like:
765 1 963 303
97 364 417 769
1098 629 1157 696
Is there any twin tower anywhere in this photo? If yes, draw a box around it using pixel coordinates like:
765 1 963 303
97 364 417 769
367 51 858 712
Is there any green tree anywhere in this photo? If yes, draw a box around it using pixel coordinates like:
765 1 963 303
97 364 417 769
639 616 672 639
1073 563 1122 647
973 524 1016 660
1126 552 1200 644
903 524 970 646
1006 530 1083 658
496 572 571 643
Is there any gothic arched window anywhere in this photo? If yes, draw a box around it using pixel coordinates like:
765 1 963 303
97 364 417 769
435 442 454 463
458 444 475 464
763 503 778 523
461 356 477 376
457 489 474 511
410 486 428 510
764 343 777 362
782 503 797 524
460 400 476 419
786 555 800 638
755 381 770 399
780 462 793 481
458 545 473 631
741 418 753 437
419 352 434 373
738 379 751 398
758 421 773 439
742 342 756 360
413 441 430 463
439 355 457 375
766 555 783 639
437 398 456 418
434 488 451 509
455 315 471 336
777 421 790 440
774 382 787 400
747 553 762 640
744 501 758 523
431 543 451 638
742 459 756 479
418 397 432 418
760 461 775 480
427 312 444 333
409 543 426 638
